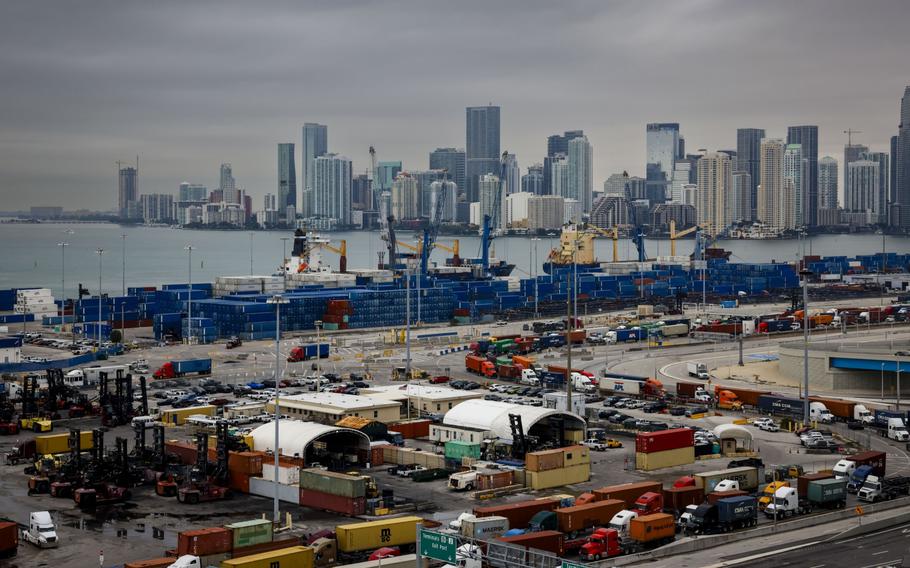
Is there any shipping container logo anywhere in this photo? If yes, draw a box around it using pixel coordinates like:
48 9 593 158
381 528 392 543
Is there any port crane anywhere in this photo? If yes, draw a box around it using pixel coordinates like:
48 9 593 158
669 220 699 257
478 151 508 277
372 145 400 270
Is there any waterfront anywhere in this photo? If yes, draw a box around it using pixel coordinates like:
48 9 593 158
1 222 907 296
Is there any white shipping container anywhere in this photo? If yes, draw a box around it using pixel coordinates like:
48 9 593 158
262 463 300 485
249 477 300 504
17 288 52 298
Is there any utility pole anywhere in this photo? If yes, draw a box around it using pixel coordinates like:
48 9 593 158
800 267 812 424
405 266 412 380
566 265 573 413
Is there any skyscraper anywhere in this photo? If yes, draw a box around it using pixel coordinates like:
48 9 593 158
646 123 680 203
844 142 869 199
736 128 765 219
521 164 544 194
787 126 818 227
118 164 138 218
783 144 804 227
696 152 733 236
312 153 351 225
862 151 889 221
430 180 458 222
391 173 419 221
892 135 899 211
757 139 787 231
375 162 402 193
278 143 297 213
846 160 881 224
503 153 520 196
478 174 502 228
567 136 594 212
302 123 328 216
351 174 371 211
731 172 752 223
411 169 445 217
550 155 569 200
818 156 838 211
547 130 585 156
428 148 466 195
465 105 500 202
219 163 236 202
896 86 910 228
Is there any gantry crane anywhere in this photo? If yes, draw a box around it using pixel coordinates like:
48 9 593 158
479 151 509 277
372 145 400 270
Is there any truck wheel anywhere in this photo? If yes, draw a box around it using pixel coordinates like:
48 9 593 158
465 483 474 491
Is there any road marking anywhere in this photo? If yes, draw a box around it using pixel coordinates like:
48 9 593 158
807 565 825 568
857 561 901 568
871 550 888 555
700 541 821 567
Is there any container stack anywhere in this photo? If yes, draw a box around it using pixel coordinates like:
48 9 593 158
524 445 590 489
635 428 695 471
214 276 285 297
182 317 217 344
322 299 352 331
153 313 182 341
15 288 56 316
298 469 367 516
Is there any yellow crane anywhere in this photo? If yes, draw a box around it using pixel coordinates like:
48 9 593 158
323 239 347 272
669 221 699 257
396 239 460 265
585 225 620 262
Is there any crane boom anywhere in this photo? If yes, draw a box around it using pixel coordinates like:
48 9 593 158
479 152 508 277
372 145 398 269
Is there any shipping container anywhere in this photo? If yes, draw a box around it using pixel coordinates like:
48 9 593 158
225 519 273 549
694 467 760 492
299 489 366 516
388 419 430 439
635 428 695 454
177 527 232 557
474 499 559 529
334 517 422 553
298 469 366 498
461 516 510 540
706 490 749 505
231 537 303 560
808 478 847 505
525 462 589 489
715 387 764 407
496 530 564 556
477 470 515 490
807 397 855 420
757 395 804 416
592 481 662 508
662 486 705 514
35 431 94 455
797 473 834 496
123 559 175 568
556 499 624 534
629 513 675 543
525 448 566 472
220 546 314 568
635 447 695 471
444 441 481 461
0 521 18 558
845 451 887 476
676 382 703 398
159 405 216 425
229 452 265 475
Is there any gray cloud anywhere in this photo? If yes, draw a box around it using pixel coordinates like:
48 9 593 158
1 0 908 209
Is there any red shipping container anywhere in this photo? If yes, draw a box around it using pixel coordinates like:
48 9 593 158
299 488 366 516
228 452 264 475
706 490 748 505
474 498 559 529
228 471 251 494
477 470 514 490
635 428 695 454
177 527 231 556
662 486 705 513
0 521 18 557
370 447 385 466
497 530 564 556
165 441 197 465
388 419 430 439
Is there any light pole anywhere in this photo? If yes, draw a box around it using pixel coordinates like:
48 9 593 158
266 294 288 523
800 268 812 424
185 245 194 344
531 237 540 318
57 241 68 319
96 249 104 348
314 320 323 378
405 267 412 380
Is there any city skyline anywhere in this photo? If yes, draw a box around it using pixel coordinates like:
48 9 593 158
1 1 908 210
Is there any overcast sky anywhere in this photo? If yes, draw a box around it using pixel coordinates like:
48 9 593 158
1 0 909 211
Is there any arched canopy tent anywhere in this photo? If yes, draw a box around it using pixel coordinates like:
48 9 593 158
443 399 586 446
249 420 371 469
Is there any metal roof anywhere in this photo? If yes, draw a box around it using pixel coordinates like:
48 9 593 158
442 399 585 442
248 419 370 454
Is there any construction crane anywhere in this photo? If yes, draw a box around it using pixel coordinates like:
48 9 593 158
669 220 700 257
844 128 863 146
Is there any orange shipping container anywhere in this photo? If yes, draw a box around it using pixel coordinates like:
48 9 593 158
592 481 662 508
525 448 565 472
228 471 252 494
229 452 264 475
370 447 385 466
388 419 431 439
512 355 535 369
477 470 514 490
177 527 232 557
124 559 178 568
629 513 675 543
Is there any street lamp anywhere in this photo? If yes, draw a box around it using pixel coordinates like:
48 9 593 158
185 245 194 343
314 320 323 378
96 249 104 348
800 267 812 424
57 242 68 319
531 237 540 318
405 267 412 380
266 294 289 523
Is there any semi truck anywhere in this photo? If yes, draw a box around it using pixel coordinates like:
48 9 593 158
686 362 709 380
20 511 58 548
465 355 495 377
310 516 427 564
833 451 886 480
887 418 909 441
685 496 757 534
153 358 212 379
287 343 330 362
765 480 847 517
65 364 129 386
599 377 665 397
693 467 761 493
578 513 675 560
757 395 804 417
809 402 835 423
857 475 910 503
606 328 647 344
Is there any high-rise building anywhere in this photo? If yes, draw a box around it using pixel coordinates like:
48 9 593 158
521 164 544 194
757 138 788 231
118 165 138 218
861 151 889 221
783 144 804 227
696 152 733 236
892 135 899 210
179 183 207 202
505 192 533 227
896 86 910 228
545 130 584 195
391 173 419 221
550 156 569 200
503 153 520 196
429 180 457 222
844 142 869 198
590 195 630 228
650 203 697 233
278 143 297 213
478 174 502 229
351 174 372 211
646 123 680 203
567 136 594 212
139 194 174 223
375 161 402 193
670 161 693 203
736 128 765 219
818 156 839 211
731 172 752 223
528 196 565 231
264 193 277 211
302 123 328 216
466 105 500 202
846 160 882 224
312 153 351 225
411 169 445 217
429 148 466 195
787 125 818 226
219 163 236 203
603 173 630 197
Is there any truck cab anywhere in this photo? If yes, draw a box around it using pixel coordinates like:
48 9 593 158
833 459 857 479
854 405 874 424
764 487 808 518
714 479 740 492
809 402 835 424
758 481 789 510
579 527 622 561
520 369 540 386
632 492 663 516
677 504 698 531
608 510 638 536
22 511 58 548
687 362 709 380
571 373 595 393
167 556 203 568
847 465 874 493
887 418 909 441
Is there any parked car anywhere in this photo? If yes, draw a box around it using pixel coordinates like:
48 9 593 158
686 406 709 417
429 376 450 384
669 406 687 416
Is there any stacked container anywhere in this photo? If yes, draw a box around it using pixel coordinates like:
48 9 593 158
298 469 367 516
635 428 695 471
15 288 56 316
524 445 590 489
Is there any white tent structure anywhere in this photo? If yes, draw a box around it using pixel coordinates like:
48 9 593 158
712 423 754 451
249 420 371 466
443 399 585 443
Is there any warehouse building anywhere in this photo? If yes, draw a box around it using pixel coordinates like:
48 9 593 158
266 392 401 425
360 384 484 418
442 399 585 448
249 420 371 468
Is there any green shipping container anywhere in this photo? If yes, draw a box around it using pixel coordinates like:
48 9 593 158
298 469 366 498
445 441 481 460
495 356 512 367
807 477 846 503
225 519 273 549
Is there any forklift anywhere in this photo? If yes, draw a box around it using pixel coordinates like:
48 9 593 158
49 429 87 498
74 431 133 510
18 375 52 433
99 370 144 427
0 390 18 435
177 423 232 504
